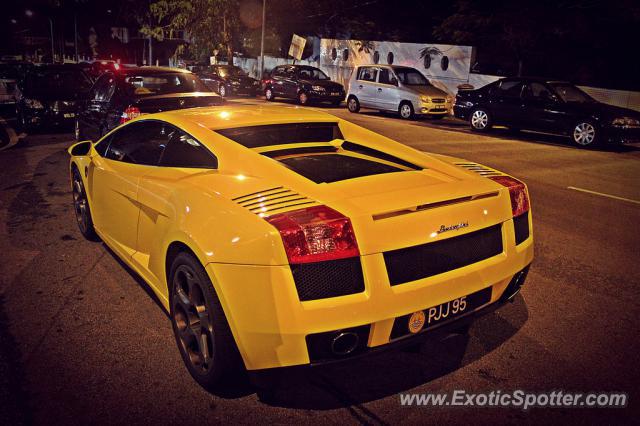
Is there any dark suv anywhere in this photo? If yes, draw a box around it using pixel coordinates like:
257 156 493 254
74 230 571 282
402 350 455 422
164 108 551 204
76 66 222 142
261 65 344 106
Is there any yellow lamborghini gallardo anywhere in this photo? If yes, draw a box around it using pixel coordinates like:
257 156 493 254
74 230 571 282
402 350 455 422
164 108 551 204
68 104 533 390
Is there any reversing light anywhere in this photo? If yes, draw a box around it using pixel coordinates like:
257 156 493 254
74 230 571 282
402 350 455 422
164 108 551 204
120 106 141 123
265 205 360 264
489 176 529 217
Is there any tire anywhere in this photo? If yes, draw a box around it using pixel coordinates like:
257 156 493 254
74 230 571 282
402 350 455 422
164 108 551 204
298 91 309 105
71 166 98 241
571 120 599 147
469 108 492 132
169 252 244 391
265 87 275 101
218 85 227 98
347 96 360 113
399 101 414 120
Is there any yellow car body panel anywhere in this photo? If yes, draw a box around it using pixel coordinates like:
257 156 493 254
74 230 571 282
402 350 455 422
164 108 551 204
68 104 534 371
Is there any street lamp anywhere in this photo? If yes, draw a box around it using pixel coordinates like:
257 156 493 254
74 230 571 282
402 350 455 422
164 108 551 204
25 9 55 63
259 0 265 80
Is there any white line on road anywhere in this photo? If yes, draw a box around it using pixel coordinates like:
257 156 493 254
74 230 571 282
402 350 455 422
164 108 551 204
567 186 640 205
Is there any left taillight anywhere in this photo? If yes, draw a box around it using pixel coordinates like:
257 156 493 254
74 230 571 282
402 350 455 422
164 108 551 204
120 106 141 124
489 176 530 217
265 205 360 264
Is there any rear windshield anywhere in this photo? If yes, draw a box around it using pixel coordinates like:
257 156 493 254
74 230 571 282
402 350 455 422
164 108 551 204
25 69 92 94
216 122 343 148
125 73 210 96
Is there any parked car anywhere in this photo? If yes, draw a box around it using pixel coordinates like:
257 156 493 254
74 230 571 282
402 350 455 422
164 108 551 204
0 64 19 104
194 65 259 97
16 64 93 131
346 65 453 119
76 66 223 142
68 104 533 390
262 65 345 105
453 77 640 147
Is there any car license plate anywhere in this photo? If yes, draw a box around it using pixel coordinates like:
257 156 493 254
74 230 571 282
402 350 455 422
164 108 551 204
397 287 492 336
331 92 340 96
64 113 75 118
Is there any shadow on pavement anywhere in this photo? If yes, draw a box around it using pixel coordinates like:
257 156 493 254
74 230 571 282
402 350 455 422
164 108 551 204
0 295 32 425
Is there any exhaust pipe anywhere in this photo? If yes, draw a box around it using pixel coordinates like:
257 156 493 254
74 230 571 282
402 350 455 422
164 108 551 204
331 331 360 356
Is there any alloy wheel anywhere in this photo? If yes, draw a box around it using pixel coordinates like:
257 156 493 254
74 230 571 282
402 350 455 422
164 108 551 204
400 104 412 119
471 110 489 129
265 88 273 100
348 98 359 112
72 171 89 234
172 266 215 375
573 122 596 146
299 92 308 105
219 85 226 97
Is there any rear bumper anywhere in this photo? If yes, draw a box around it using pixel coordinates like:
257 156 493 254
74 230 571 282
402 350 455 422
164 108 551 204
20 108 76 127
307 90 345 102
207 214 534 371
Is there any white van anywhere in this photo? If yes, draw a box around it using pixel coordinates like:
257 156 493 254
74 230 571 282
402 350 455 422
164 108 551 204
346 65 452 119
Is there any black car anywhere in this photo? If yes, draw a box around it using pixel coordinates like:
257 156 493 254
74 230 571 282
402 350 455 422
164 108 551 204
262 65 345 106
454 77 640 147
76 66 223 142
16 64 92 131
194 65 259 97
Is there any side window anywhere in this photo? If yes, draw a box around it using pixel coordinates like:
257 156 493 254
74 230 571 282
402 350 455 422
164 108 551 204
92 74 116 101
104 121 171 166
357 67 377 82
159 129 218 169
378 68 392 85
497 80 524 98
524 82 552 100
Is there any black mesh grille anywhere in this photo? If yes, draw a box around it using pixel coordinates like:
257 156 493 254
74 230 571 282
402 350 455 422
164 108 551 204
514 212 529 245
384 224 503 286
290 257 365 301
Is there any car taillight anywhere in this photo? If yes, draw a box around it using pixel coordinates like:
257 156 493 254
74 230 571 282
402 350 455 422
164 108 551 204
120 106 141 123
265 205 360 264
489 176 530 217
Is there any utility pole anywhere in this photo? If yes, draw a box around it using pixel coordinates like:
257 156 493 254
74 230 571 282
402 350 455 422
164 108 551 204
74 12 78 62
259 0 265 79
49 18 55 63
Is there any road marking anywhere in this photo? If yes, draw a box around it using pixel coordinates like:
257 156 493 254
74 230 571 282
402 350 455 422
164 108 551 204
0 116 19 151
567 186 640 205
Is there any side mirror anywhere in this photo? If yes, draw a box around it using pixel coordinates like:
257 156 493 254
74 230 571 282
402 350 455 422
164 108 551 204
68 140 93 156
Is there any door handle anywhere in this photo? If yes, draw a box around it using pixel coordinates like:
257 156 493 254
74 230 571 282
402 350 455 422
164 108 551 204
358 85 363 89
377 88 382 91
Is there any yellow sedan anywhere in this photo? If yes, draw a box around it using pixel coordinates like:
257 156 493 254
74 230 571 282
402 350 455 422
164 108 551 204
68 104 533 390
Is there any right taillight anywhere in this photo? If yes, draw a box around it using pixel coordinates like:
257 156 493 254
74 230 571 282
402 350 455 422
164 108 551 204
265 205 360 264
489 176 530 217
120 106 141 124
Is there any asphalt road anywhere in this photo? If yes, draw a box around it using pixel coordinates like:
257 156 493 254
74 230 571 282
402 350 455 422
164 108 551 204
0 100 639 425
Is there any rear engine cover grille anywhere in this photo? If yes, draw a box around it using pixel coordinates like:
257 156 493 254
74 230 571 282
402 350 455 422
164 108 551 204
384 224 503 286
233 186 319 216
290 257 365 301
455 162 503 177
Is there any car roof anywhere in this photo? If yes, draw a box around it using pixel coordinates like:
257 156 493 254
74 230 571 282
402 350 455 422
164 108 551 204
158 104 338 130
120 66 192 75
499 76 571 85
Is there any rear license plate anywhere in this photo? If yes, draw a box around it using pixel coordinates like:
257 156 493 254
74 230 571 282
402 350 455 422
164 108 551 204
64 113 75 118
392 287 492 338
331 92 340 96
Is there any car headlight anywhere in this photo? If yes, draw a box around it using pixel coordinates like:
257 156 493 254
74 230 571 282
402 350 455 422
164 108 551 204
612 117 640 127
446 96 453 103
253 80 259 86
311 85 325 91
24 98 44 109
420 95 430 103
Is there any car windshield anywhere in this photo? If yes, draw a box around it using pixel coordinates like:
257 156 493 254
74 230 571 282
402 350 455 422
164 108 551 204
297 67 329 80
217 66 246 77
394 68 430 86
549 83 593 103
125 73 210 96
24 69 92 94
